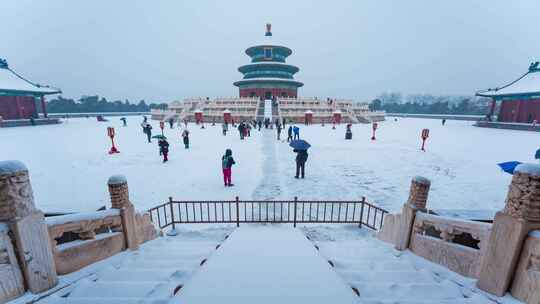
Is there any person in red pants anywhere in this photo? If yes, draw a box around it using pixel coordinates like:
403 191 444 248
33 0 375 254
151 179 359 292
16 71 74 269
222 149 236 187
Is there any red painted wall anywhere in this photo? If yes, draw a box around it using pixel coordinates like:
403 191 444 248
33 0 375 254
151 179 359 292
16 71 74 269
0 96 37 119
498 98 540 123
239 88 297 99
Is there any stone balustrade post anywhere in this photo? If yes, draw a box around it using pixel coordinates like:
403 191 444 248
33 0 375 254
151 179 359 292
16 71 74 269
395 176 431 251
0 160 58 294
477 163 540 296
108 175 138 250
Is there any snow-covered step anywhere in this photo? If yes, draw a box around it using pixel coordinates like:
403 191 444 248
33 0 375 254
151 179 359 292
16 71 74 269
174 225 358 303
355 282 464 300
68 281 166 298
334 260 417 272
97 269 188 283
344 271 436 284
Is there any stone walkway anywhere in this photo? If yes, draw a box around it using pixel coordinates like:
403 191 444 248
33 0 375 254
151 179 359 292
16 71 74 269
173 225 358 304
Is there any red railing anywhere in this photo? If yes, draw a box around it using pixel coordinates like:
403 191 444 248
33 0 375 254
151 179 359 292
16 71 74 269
148 196 389 231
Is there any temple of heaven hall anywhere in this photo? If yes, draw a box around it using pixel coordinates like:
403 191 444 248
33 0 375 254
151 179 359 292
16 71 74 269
233 24 303 100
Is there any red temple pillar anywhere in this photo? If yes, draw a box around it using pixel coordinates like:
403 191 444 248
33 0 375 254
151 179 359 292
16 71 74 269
515 100 522 122
15 96 23 119
40 95 48 118
489 99 496 117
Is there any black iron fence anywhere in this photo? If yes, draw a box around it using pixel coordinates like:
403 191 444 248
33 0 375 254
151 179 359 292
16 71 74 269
147 196 389 231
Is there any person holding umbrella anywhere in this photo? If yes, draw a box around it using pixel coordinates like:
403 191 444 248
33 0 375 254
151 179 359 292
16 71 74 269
222 149 236 187
120 117 127 127
277 123 282 140
181 128 190 149
290 139 311 179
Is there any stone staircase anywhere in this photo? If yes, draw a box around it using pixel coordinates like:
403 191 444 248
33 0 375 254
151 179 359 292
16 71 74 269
305 230 500 304
39 229 232 304
256 99 264 121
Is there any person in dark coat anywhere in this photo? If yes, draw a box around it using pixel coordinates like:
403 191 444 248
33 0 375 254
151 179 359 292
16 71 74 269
258 120 262 131
158 138 170 162
120 117 127 126
238 123 245 140
144 123 153 143
169 118 174 128
222 149 236 187
287 126 293 142
277 123 282 140
181 129 190 149
293 149 308 179
442 119 446 126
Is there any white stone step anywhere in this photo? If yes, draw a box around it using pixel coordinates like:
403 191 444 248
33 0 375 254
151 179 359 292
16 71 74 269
354 282 465 301
68 281 169 299
97 269 190 283
345 270 437 284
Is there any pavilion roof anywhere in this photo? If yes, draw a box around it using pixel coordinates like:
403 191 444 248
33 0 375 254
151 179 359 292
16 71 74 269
476 62 540 98
0 59 61 96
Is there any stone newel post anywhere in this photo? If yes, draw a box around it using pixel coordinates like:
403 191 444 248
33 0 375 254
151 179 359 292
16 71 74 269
108 175 139 250
477 163 540 296
395 176 431 251
0 160 58 293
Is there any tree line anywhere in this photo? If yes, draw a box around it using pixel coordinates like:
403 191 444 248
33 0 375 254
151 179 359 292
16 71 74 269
42 95 168 113
369 92 492 115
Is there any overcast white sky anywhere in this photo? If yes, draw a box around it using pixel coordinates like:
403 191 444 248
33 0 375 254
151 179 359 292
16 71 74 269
1 0 539 103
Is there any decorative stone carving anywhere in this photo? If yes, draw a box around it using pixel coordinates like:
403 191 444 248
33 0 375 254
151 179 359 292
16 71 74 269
503 166 540 222
394 176 431 251
511 232 540 303
478 164 540 296
0 161 36 221
107 175 131 209
406 176 431 210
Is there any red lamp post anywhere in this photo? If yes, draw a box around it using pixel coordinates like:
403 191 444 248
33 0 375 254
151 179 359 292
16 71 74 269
421 128 430 151
159 121 165 136
107 127 120 154
371 122 378 140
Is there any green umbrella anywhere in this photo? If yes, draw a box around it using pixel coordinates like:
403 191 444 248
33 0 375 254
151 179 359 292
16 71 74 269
152 135 167 140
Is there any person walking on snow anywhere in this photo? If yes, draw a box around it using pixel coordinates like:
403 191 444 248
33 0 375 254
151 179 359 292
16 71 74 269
144 123 153 143
158 138 170 162
181 129 190 149
287 126 293 142
293 125 300 140
293 148 308 179
238 123 245 140
222 122 228 136
277 123 282 140
222 149 236 187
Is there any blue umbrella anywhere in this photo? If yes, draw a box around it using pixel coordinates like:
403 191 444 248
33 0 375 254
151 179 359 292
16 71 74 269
497 161 522 174
289 139 311 150
535 149 540 160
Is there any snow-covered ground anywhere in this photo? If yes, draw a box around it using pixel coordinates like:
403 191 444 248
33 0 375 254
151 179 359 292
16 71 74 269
1 116 537 214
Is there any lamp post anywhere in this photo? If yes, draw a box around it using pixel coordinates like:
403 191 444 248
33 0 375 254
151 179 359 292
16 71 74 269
371 122 378 140
107 127 120 154
159 121 165 136
421 128 430 151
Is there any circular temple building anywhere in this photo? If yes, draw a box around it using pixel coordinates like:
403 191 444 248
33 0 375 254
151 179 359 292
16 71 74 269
234 24 303 100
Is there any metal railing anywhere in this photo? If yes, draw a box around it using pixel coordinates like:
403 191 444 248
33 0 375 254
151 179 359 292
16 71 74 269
147 196 388 231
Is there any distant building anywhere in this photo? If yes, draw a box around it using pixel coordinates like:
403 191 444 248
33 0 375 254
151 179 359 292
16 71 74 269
233 24 303 100
477 62 540 123
151 25 385 124
0 58 61 120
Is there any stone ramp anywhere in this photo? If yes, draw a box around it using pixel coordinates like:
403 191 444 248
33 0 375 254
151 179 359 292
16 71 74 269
38 228 232 304
174 225 358 304
306 230 500 304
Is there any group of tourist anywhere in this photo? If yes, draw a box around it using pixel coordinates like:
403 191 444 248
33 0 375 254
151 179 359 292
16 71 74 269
133 116 310 185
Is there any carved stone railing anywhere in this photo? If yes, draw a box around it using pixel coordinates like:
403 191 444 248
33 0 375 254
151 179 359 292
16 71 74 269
0 223 24 303
46 210 124 275
410 212 492 278
0 161 160 304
